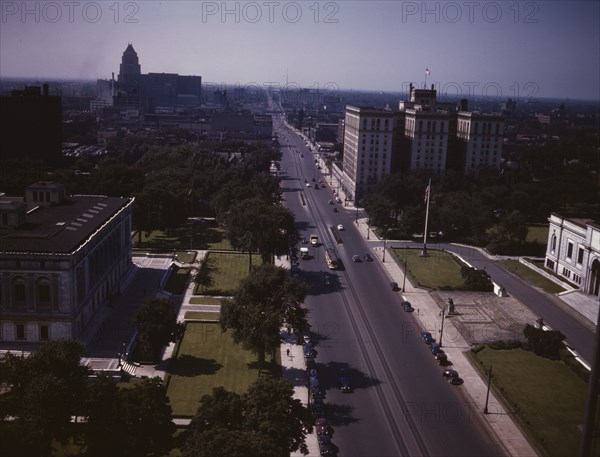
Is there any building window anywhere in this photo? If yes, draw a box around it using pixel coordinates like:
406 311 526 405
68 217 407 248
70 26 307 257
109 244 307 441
576 247 584 265
546 259 555 270
16 324 25 340
551 234 556 253
566 242 573 259
13 277 26 307
40 325 49 340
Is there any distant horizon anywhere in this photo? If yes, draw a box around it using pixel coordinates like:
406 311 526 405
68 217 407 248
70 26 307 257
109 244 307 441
1 75 598 104
1 2 598 101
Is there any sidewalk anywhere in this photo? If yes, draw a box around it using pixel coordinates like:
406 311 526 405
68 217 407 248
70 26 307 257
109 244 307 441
354 217 538 457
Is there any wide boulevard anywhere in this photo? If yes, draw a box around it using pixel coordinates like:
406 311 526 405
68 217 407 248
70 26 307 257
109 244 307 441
273 112 503 457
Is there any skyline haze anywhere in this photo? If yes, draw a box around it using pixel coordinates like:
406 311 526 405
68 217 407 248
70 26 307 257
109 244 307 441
1 1 599 101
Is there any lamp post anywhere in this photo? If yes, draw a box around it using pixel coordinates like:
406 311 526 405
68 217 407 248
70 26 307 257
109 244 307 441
367 218 370 240
484 365 493 414
382 238 387 262
439 304 446 347
402 259 407 292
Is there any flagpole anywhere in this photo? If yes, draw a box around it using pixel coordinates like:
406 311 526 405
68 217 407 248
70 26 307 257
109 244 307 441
421 178 431 257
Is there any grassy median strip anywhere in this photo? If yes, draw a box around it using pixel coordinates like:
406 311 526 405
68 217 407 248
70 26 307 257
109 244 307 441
390 248 464 289
166 322 280 417
193 251 263 296
470 346 589 457
500 259 565 294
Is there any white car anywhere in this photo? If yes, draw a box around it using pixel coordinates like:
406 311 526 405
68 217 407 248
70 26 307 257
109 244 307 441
337 224 344 231
305 183 311 187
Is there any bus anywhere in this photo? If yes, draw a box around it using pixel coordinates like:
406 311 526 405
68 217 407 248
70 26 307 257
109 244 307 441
325 248 339 270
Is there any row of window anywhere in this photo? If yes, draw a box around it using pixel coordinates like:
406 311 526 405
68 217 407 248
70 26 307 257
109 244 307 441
1 277 53 309
0 323 50 341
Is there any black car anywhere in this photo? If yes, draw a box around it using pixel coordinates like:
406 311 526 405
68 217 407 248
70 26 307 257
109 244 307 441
320 441 337 456
401 301 413 312
311 399 326 417
310 385 325 399
390 282 400 291
315 418 332 436
363 253 373 262
338 376 352 392
449 377 464 385
430 342 442 356
420 331 435 344
442 369 459 379
352 255 361 262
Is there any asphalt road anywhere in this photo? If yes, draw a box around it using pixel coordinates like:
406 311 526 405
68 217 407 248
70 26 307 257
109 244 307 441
275 115 503 457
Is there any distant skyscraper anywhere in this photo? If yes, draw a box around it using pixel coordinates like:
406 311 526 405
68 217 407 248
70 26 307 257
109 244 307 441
118 44 141 86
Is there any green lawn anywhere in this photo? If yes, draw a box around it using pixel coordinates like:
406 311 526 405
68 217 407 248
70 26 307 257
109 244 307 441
175 251 197 264
501 260 566 294
189 296 223 305
193 251 263 296
184 311 220 321
470 346 593 457
390 248 464 289
132 223 233 251
166 322 280 417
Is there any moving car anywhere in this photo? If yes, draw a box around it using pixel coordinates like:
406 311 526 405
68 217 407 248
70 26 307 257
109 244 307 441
324 275 331 286
363 253 373 261
352 255 361 262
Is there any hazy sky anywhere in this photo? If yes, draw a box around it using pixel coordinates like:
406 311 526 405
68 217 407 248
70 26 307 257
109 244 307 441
1 1 599 100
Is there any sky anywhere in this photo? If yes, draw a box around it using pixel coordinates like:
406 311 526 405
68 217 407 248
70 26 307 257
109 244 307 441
1 1 599 100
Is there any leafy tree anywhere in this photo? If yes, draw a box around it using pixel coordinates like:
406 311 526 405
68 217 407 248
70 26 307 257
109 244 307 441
461 266 494 292
183 379 312 457
523 324 566 359
194 255 217 292
225 198 298 268
135 297 181 362
243 376 313 455
0 339 90 457
220 264 307 366
84 375 120 457
116 377 175 456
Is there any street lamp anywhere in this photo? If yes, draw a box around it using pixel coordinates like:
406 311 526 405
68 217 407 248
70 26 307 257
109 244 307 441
382 238 387 262
367 218 370 240
402 259 407 292
483 365 493 414
439 304 446 347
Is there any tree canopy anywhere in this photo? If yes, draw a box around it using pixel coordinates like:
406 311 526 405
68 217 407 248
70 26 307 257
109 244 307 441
220 264 308 366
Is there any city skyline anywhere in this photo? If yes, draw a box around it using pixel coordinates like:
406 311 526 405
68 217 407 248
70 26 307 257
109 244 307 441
1 1 599 101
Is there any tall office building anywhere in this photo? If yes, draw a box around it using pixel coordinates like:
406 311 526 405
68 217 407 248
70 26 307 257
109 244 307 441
456 110 504 173
118 44 141 86
112 44 202 111
342 106 396 202
399 84 452 173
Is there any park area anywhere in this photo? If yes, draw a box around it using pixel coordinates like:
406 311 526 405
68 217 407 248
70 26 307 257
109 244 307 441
469 345 596 457
390 247 465 289
193 251 263 296
166 322 280 417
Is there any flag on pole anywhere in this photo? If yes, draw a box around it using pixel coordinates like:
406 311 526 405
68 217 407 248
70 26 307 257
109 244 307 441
424 184 430 204
425 68 431 76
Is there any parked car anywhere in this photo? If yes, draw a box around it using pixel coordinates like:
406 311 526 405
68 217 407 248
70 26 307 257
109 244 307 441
310 385 325 399
420 331 435 344
352 255 361 262
363 253 373 262
311 398 325 417
324 275 331 286
449 377 464 385
338 376 352 392
430 343 443 356
442 369 459 379
319 441 336 456
390 282 400 291
401 301 413 312
315 418 332 436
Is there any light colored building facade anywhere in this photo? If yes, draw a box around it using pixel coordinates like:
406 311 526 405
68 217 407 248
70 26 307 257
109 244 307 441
342 106 395 202
0 182 134 347
457 111 504 173
545 213 600 297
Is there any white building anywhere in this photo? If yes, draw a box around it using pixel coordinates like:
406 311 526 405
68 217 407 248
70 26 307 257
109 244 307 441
342 106 395 202
545 213 600 297
457 111 504 173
